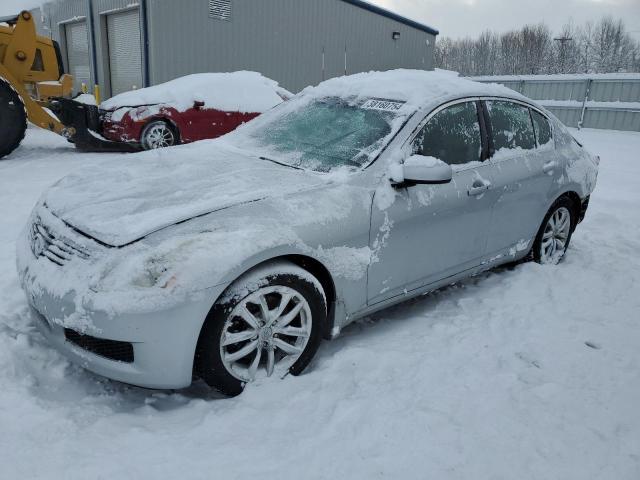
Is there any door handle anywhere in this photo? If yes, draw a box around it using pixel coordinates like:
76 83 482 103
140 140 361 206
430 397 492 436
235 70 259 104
468 180 492 197
543 160 558 174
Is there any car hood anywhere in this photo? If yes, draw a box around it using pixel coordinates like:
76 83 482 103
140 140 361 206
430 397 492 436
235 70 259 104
43 143 324 247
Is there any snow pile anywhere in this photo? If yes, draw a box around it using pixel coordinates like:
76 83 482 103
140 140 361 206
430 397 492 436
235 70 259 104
74 94 97 106
100 71 290 113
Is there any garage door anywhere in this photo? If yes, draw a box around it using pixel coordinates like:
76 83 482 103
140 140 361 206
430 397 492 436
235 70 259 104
106 9 143 96
64 21 90 94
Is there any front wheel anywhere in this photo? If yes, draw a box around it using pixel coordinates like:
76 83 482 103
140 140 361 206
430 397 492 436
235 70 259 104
0 78 28 159
141 120 178 150
532 197 575 265
195 262 327 396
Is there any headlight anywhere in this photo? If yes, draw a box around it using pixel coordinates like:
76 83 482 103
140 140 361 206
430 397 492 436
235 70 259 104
130 258 176 289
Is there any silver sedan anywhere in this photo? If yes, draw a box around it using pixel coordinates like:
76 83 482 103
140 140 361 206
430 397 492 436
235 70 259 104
17 71 598 395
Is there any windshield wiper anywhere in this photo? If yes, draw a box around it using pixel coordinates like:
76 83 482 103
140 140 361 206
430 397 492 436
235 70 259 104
259 156 304 170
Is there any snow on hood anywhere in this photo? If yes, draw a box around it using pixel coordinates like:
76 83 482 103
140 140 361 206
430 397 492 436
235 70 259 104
100 71 290 113
43 142 323 247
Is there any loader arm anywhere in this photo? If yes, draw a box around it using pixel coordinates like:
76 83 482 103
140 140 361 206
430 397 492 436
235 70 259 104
0 62 69 135
1 10 73 147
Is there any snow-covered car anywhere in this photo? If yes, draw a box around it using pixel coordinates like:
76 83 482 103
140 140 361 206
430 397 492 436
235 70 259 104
99 71 291 150
18 70 598 396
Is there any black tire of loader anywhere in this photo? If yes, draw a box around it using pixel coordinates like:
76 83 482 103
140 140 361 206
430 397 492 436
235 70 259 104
0 79 28 159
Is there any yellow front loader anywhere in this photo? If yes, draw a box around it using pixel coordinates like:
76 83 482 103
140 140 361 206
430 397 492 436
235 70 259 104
1 11 130 159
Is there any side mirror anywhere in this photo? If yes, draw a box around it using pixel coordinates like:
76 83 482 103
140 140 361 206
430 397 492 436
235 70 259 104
194 100 205 109
393 155 453 187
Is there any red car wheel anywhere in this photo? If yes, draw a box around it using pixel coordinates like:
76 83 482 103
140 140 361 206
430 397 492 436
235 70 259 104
141 121 178 150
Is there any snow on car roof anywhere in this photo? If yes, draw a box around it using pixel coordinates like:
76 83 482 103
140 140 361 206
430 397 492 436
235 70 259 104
100 71 290 113
299 69 523 112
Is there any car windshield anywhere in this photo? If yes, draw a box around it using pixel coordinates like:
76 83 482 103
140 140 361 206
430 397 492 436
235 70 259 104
235 96 411 172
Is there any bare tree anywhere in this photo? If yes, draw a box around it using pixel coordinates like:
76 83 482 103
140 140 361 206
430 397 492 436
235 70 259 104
434 16 640 75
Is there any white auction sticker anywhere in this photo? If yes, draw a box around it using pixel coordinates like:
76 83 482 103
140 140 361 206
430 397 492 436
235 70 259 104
361 98 406 112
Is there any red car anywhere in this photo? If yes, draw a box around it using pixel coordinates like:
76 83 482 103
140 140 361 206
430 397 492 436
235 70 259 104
99 72 291 150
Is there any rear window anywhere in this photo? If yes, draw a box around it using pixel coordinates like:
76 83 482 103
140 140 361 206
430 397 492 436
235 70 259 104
487 101 536 153
531 110 553 147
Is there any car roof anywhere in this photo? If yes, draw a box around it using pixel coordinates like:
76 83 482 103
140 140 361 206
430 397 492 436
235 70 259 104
304 69 528 112
100 72 289 113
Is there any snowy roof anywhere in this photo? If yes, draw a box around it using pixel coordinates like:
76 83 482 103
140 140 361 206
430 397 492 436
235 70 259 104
339 0 438 35
298 69 523 110
100 71 290 113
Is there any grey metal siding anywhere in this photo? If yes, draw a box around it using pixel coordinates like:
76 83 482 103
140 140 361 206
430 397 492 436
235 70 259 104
36 0 436 98
522 81 588 101
145 0 436 92
544 107 582 128
589 80 640 103
582 108 640 131
472 75 640 132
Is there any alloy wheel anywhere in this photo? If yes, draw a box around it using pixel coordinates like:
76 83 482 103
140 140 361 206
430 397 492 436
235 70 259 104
540 206 571 264
220 286 313 383
143 123 176 149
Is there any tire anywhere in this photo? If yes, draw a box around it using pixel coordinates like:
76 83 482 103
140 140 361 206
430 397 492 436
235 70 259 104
532 197 576 265
141 120 178 150
195 261 327 396
0 78 28 159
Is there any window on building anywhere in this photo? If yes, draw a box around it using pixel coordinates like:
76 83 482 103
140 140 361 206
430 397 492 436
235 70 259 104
209 0 232 20
413 101 482 166
531 110 553 148
486 101 536 152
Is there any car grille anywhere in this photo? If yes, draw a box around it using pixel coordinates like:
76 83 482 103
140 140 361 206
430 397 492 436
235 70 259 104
30 219 91 266
64 329 134 363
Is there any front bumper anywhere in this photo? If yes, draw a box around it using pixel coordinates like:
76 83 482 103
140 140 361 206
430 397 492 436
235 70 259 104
27 284 226 389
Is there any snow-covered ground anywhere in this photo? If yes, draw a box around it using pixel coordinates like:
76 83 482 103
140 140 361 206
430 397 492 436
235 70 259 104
1 127 638 479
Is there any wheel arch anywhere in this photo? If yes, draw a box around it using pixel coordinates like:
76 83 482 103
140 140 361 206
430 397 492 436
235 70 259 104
200 252 338 344
192 253 339 381
555 190 582 229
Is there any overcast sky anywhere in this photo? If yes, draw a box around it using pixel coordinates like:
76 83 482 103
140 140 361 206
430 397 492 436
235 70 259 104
372 0 640 40
2 0 639 40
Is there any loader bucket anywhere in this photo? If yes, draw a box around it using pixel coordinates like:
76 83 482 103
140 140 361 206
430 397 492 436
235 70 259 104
49 97 138 153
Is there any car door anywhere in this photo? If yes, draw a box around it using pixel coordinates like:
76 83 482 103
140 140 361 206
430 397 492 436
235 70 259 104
483 100 564 257
367 100 499 305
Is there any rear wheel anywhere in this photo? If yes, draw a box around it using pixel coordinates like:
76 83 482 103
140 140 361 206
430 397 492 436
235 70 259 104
195 262 327 396
0 79 28 159
533 197 575 265
141 120 178 150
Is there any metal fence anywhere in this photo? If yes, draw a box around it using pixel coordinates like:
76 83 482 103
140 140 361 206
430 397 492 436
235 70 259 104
470 74 640 132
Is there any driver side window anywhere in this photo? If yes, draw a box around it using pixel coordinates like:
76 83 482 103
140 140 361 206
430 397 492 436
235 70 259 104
413 101 482 166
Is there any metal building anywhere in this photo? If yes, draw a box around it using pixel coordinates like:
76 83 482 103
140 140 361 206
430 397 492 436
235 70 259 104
33 0 438 98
